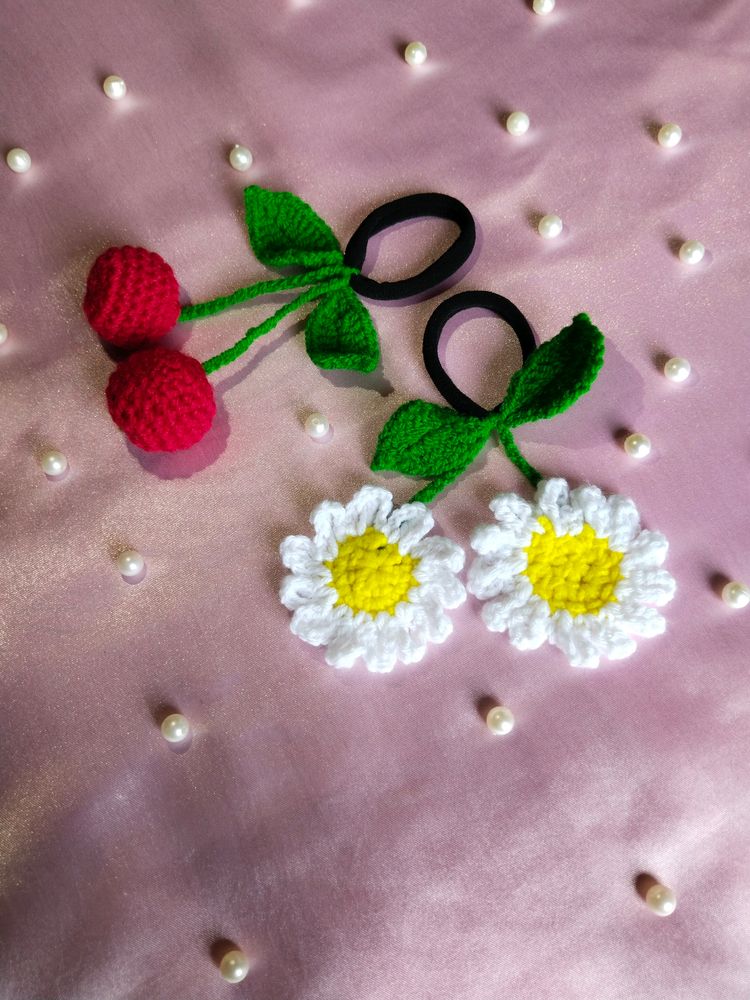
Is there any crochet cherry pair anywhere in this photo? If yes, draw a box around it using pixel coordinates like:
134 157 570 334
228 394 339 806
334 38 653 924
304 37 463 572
83 188 475 452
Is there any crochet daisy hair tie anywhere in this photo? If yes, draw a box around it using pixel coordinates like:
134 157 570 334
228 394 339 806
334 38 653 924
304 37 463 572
279 485 467 673
468 478 676 668
83 187 476 452
371 290 605 502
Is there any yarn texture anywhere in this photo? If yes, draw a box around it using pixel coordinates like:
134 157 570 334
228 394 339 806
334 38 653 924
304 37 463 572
84 186 479 453
83 246 180 347
106 347 216 452
243 185 344 270
372 401 493 503
325 526 420 615
467 478 676 668
371 313 605 502
305 284 379 372
178 186 380 376
279 485 466 673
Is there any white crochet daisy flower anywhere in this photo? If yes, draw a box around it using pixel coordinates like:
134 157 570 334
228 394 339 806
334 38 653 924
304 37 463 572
280 485 466 673
468 478 676 668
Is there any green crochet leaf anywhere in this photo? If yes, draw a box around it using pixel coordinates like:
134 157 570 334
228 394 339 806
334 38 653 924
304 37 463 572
499 313 605 428
244 186 345 270
371 400 493 502
305 286 380 372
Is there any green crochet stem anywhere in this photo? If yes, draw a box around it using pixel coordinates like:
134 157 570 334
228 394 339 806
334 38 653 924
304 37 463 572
410 474 457 505
174 263 357 374
201 275 353 374
496 423 541 487
178 265 352 323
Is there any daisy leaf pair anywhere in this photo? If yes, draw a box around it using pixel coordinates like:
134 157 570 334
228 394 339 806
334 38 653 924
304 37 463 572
372 313 605 503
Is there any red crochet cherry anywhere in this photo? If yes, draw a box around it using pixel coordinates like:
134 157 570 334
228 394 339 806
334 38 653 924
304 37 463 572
84 246 181 348
106 347 216 452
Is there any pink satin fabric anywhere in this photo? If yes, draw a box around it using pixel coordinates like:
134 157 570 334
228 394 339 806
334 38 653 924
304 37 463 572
1 0 749 997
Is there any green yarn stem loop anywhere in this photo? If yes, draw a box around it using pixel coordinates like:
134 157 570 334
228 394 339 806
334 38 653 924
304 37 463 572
496 423 541 487
201 276 353 374
178 265 352 323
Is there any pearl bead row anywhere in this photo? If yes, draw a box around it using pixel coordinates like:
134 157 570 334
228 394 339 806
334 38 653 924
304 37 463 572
621 355 691 461
2 70 705 265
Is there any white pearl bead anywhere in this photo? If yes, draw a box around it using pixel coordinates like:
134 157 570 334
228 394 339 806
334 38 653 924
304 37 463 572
102 75 127 100
486 705 515 735
304 412 330 440
538 213 563 239
229 144 253 172
722 581 750 609
6 148 31 173
532 0 555 12
404 41 428 66
0 322 7 345
117 549 145 578
645 884 677 916
663 357 691 383
40 449 68 477
219 950 251 983
506 111 530 136
161 713 191 743
624 433 651 459
679 240 705 265
657 123 682 148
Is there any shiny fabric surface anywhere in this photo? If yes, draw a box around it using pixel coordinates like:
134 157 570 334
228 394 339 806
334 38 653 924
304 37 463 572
1 1 749 997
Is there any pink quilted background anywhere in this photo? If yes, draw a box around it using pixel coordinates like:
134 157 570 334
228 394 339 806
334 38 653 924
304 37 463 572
1 0 749 997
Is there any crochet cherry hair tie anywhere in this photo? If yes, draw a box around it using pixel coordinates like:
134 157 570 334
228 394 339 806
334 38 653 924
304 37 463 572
84 186 476 452
371 290 606 502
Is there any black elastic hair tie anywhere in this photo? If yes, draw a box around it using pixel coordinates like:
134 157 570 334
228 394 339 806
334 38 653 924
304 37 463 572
423 290 536 418
344 193 476 302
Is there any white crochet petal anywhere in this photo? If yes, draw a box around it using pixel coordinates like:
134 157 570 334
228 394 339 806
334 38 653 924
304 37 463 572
393 599 417 627
310 500 348 556
280 571 333 611
467 549 528 600
550 612 601 669
416 596 455 644
361 620 400 673
570 484 612 537
324 618 366 669
582 615 638 661
414 569 466 610
481 577 534 632
363 615 429 673
605 494 641 551
290 600 341 645
384 612 429 664
280 534 324 574
616 568 676 607
412 535 465 573
471 522 533 556
487 492 536 542
535 478 582 535
608 602 667 637
384 502 434 552
620 530 669 571
506 595 551 650
343 485 393 535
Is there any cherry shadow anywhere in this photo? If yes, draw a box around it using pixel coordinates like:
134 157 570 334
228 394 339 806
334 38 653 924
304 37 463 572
128 395 231 479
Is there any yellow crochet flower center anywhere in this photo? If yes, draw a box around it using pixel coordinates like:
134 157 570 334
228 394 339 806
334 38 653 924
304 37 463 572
326 527 420 616
523 516 623 616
